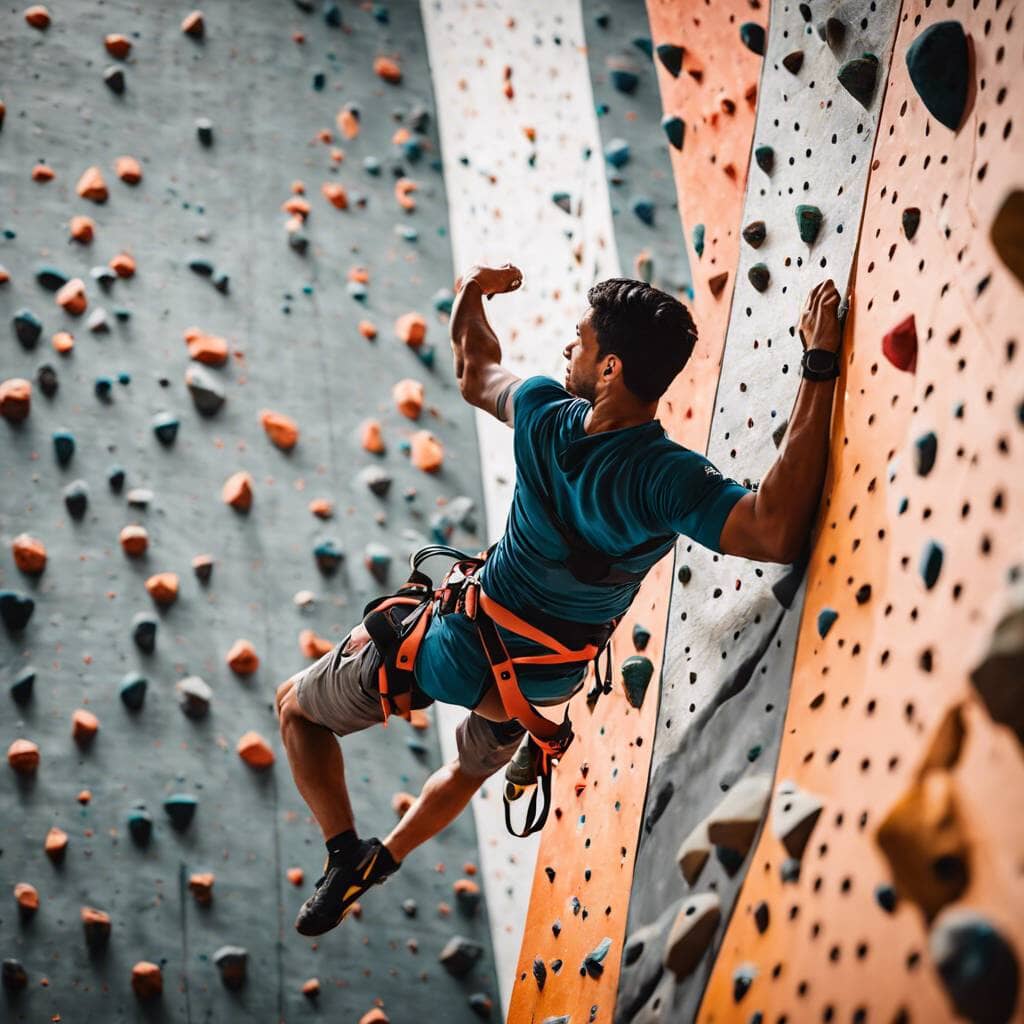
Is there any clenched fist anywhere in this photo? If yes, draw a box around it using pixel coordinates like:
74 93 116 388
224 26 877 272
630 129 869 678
798 279 843 353
455 263 523 300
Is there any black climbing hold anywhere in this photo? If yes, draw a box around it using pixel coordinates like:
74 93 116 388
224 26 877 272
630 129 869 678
213 946 248 990
903 207 921 240
838 54 880 108
609 69 639 95
323 2 342 27
772 551 809 606
661 114 685 151
212 270 230 293
732 963 756 1001
631 623 651 651
104 65 125 94
188 255 215 277
533 956 547 990
3 959 29 992
754 145 774 174
748 263 770 292
63 479 89 519
753 901 770 933
582 937 611 979
10 666 35 705
440 936 483 977
108 466 125 492
131 611 158 653
545 866 556 883
692 223 705 258
35 264 68 291
740 22 765 57
120 673 147 710
920 540 944 590
633 36 653 59
621 656 654 709
990 190 1024 286
906 21 970 132
127 807 153 846
314 539 344 575
677 564 691 585
825 17 846 51
13 309 42 349
742 220 766 248
1 591 35 633
468 993 493 1020
196 117 214 146
772 418 788 448
716 844 745 875
855 583 872 605
37 364 59 398
795 204 823 244
875 883 898 913
817 607 838 638
644 780 674 833
163 793 198 831
782 51 804 75
552 191 572 214
402 898 418 917
798 3 812 22
552 919 561 936
914 431 938 476
152 412 180 446
656 43 684 78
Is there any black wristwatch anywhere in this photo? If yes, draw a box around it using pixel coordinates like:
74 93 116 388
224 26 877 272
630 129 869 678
801 347 840 381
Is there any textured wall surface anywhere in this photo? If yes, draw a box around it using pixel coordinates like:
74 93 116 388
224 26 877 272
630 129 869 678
699 1 1024 1021
1 2 499 1020
618 1 904 1021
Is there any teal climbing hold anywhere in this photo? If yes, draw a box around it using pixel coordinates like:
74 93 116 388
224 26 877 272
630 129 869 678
914 431 938 476
604 139 630 168
631 623 651 651
10 667 35 705
747 744 762 763
0 592 35 632
898 497 909 515
906 21 970 131
632 36 653 59
314 539 344 575
127 808 153 846
552 191 572 214
692 223 705 258
748 263 770 292
119 673 147 710
108 466 125 492
53 430 75 466
582 937 612 978
632 197 655 226
740 22 765 56
621 655 655 709
754 145 774 174
609 68 639 95
920 540 944 590
163 793 198 831
795 204 823 244
837 54 880 108
35 264 69 291
661 114 684 150
656 42 684 78
817 607 838 638
13 309 43 349
152 412 180 446
95 376 114 400
433 288 454 314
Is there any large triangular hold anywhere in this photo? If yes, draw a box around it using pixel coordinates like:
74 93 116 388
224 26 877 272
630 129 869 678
837 54 880 109
705 774 772 857
663 893 721 979
905 20 970 131
771 779 823 859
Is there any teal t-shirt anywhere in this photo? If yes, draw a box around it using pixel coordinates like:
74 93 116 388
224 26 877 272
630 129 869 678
412 375 749 708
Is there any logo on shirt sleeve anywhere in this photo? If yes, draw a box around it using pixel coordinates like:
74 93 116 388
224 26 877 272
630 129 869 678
703 464 722 478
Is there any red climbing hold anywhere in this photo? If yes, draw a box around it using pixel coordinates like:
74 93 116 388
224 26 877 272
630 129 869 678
883 314 918 373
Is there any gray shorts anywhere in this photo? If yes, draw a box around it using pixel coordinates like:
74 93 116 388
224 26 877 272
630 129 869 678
291 631 526 779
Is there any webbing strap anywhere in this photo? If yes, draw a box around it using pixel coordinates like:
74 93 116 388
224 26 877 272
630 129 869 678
504 762 553 838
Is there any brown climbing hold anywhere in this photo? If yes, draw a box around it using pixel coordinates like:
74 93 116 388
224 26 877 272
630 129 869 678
71 709 99 746
131 961 163 1000
70 215 95 243
45 826 68 862
109 252 136 277
708 271 729 297
192 554 214 581
395 312 426 348
393 378 424 419
395 178 418 211
184 327 229 366
14 882 39 917
664 893 721 979
969 591 1024 748
411 431 444 473
7 739 40 775
105 34 132 58
56 278 87 315
81 907 112 948
12 533 46 573
145 572 179 607
76 166 108 203
222 471 254 511
322 182 349 209
119 524 149 557
287 867 304 886
31 163 54 183
188 872 214 905
236 731 275 769
302 977 320 998
361 419 385 452
52 331 74 354
309 498 333 519
181 10 204 37
226 639 259 675
1 377 32 422
706 774 772 858
360 1007 390 1024
373 56 402 84
24 5 50 29
260 409 299 451
299 628 333 658
392 791 415 817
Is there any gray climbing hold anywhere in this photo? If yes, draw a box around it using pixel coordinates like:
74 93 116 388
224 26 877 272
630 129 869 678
969 596 1024 748
782 50 804 75
185 363 226 416
440 936 483 977
13 309 43 349
663 893 721 979
748 263 770 292
10 666 35 705
364 542 391 584
740 22 765 56
359 464 392 497
656 42 684 77
163 793 197 830
213 946 248 990
692 223 705 258
906 21 970 132
631 623 651 651
152 412 180 446
63 479 89 520
176 676 212 719
742 220 766 248
132 612 158 652
706 774 772 858
772 779 823 859
838 54 880 108
196 117 214 146
402 898 418 917
620 655 654 709
903 207 921 240
796 204 823 244
127 807 153 846
817 607 838 637
87 307 109 333
120 673 147 710
582 936 612 978
91 265 117 290
53 430 75 466
104 65 125 93
0 592 35 633
661 114 684 150
780 857 801 883
754 145 774 174
920 540 944 590
930 907 1019 1024
314 539 344 575
127 488 152 509
914 431 938 476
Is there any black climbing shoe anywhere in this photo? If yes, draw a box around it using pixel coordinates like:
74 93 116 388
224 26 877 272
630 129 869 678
294 837 399 936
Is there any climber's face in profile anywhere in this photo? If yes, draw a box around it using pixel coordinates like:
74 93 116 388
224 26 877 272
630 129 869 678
563 310 604 403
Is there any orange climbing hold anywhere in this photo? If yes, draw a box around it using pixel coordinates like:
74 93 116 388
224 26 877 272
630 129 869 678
119 524 148 557
181 10 204 37
287 866 304 886
373 56 402 84
71 709 99 746
14 882 39 914
145 572 179 607
302 978 320 998
131 961 163 1000
77 789 91 804
299 628 333 658
76 166 108 203
70 215 95 243
226 639 259 675
391 791 415 817
410 430 444 473
0 378 32 422
393 379 424 419
222 471 254 511
282 195 311 219
360 1009 390 1024
321 182 349 209
409 708 430 731
188 872 214 905
56 278 87 315
52 331 74 354
105 34 132 58
12 534 46 574
24 5 50 29
44 826 68 862
309 498 333 519
31 163 54 183
260 409 299 450
236 731 275 769
395 178 418 211
394 312 426 347
336 106 360 139
7 739 40 775
109 252 136 277
184 327 229 366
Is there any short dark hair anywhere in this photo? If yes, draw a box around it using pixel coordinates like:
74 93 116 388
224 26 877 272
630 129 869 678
585 278 698 402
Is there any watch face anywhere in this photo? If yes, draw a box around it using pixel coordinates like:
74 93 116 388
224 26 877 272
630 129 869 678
806 348 835 373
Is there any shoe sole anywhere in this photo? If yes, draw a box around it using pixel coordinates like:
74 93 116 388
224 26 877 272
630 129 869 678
295 848 383 935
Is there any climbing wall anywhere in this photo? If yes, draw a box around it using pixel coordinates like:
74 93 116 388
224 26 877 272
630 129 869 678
699 1 1024 1021
618 2 904 1021
1 2 500 1020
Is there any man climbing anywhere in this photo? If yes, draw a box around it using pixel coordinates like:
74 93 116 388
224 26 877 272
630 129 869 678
276 263 843 936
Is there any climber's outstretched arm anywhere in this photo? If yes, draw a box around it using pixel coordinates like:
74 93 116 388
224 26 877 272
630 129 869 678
719 280 844 564
450 264 523 427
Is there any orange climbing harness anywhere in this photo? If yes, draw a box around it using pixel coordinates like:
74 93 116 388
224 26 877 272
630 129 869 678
360 544 620 836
